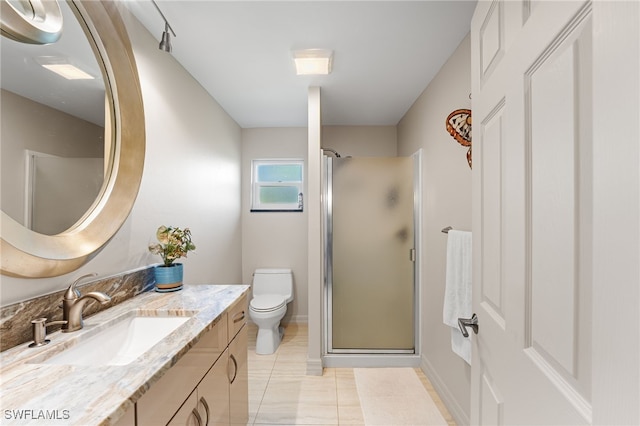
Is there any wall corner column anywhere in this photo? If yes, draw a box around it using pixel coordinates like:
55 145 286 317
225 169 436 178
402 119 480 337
306 86 323 375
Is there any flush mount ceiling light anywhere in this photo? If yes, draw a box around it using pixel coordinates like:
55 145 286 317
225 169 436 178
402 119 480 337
37 57 94 80
293 49 333 75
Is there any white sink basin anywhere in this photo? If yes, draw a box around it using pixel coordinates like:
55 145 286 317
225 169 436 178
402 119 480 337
40 314 191 366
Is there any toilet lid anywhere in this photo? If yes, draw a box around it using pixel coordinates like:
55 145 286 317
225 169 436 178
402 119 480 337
251 295 286 312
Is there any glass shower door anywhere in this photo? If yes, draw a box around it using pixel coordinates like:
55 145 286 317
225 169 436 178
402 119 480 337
327 156 415 353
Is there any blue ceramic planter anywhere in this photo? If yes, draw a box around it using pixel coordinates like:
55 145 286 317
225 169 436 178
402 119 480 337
154 263 183 292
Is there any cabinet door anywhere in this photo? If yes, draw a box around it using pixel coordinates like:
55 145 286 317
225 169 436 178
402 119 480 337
137 315 228 426
197 349 230 426
229 325 248 426
168 391 201 426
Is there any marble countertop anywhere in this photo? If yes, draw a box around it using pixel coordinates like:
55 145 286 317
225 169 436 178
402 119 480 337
0 284 250 425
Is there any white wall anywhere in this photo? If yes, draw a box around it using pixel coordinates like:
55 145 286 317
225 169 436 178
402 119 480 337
397 34 472 424
0 5 243 305
241 127 308 322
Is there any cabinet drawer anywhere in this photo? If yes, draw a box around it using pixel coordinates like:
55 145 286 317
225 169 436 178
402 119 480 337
137 314 228 426
227 293 247 341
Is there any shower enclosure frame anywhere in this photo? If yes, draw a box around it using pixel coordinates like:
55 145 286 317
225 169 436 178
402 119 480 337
322 152 422 367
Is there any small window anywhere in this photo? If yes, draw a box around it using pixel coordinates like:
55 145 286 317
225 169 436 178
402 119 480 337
251 159 304 212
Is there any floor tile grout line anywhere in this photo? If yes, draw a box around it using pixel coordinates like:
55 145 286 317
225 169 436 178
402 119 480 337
252 354 278 425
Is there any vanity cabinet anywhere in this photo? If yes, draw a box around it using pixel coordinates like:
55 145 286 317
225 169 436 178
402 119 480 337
229 326 248 426
136 293 248 426
167 353 229 426
114 406 135 426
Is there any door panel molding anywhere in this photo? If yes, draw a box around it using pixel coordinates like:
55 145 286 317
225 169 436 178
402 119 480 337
479 0 504 84
480 99 506 329
524 7 593 398
480 370 503 426
525 347 592 421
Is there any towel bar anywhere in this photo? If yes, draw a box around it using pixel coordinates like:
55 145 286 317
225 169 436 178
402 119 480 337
441 226 453 234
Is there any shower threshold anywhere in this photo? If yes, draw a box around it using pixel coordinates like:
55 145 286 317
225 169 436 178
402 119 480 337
323 353 421 368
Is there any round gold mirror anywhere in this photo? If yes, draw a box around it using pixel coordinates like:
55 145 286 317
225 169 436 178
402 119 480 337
0 0 145 278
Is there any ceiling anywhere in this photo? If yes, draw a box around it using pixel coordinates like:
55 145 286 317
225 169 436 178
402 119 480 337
1 1 477 129
125 1 477 128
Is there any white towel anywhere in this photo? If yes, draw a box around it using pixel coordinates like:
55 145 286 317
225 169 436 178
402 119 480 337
443 230 472 365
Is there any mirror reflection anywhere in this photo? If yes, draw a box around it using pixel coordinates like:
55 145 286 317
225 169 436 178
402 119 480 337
1 0 107 235
6 0 31 17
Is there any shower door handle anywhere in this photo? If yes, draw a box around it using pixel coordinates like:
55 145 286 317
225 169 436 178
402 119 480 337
409 248 416 262
458 313 478 337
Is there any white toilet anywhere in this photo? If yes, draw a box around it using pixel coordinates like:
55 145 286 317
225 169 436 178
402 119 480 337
249 268 293 355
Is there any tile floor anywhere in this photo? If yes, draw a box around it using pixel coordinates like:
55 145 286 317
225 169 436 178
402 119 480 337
247 323 456 425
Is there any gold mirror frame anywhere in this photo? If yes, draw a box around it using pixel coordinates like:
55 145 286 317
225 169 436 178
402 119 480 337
0 1 145 278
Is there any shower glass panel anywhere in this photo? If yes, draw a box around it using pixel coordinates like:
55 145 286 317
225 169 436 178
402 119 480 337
327 156 415 353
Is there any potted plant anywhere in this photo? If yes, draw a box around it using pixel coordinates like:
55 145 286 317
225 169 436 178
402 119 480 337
148 225 196 292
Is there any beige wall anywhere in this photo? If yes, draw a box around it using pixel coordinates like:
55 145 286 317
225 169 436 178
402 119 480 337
322 125 397 158
1 5 243 305
1 89 104 225
397 34 472 424
241 127 308 322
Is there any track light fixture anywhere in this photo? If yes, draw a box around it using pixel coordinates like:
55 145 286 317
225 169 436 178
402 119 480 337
151 0 176 52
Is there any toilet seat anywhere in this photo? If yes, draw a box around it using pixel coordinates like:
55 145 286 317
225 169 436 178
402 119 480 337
250 294 286 312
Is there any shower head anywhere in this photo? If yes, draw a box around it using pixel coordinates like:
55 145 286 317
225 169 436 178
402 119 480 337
322 148 341 158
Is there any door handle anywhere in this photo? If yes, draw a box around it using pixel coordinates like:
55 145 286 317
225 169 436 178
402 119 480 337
458 313 478 337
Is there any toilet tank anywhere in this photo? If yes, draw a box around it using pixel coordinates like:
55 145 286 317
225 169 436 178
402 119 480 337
252 268 293 303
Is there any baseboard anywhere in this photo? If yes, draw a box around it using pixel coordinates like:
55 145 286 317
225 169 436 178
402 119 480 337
248 315 308 326
420 354 470 426
288 314 308 323
306 357 323 376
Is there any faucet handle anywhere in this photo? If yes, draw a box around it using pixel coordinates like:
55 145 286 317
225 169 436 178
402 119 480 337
64 273 97 300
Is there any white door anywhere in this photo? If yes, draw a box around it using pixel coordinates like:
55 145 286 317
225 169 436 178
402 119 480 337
470 1 639 424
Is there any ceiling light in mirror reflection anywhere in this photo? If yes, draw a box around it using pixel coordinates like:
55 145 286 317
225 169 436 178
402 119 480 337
41 63 95 80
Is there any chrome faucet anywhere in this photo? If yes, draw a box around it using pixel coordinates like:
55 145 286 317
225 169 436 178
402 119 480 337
61 273 111 332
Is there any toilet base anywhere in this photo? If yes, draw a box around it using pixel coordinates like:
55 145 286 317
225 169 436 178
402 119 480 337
255 325 285 355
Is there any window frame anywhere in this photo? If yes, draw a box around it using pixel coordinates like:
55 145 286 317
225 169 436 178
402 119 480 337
250 159 304 212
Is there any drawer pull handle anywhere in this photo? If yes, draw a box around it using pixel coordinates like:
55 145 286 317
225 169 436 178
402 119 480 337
191 407 203 426
229 353 238 384
232 310 245 323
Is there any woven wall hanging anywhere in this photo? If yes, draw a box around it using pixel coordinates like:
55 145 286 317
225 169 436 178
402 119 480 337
445 109 472 169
